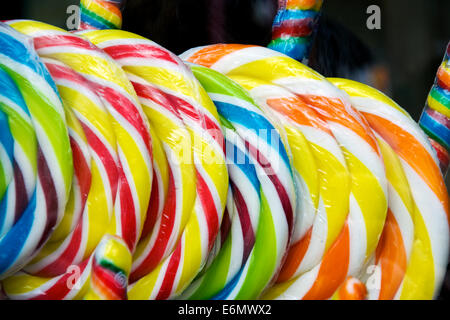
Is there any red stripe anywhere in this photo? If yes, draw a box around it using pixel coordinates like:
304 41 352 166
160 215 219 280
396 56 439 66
155 244 182 300
36 148 59 249
80 123 119 198
34 34 97 52
96 85 152 153
244 140 294 236
31 260 89 300
117 165 137 250
13 161 27 223
103 44 179 65
272 18 314 39
220 208 232 247
197 171 219 250
131 80 181 118
141 170 160 239
229 180 254 263
35 222 83 277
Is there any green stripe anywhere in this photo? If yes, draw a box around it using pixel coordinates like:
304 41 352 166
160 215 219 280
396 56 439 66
234 191 277 299
420 125 450 151
80 4 118 29
429 87 450 110
2 67 73 193
0 102 38 175
191 66 256 106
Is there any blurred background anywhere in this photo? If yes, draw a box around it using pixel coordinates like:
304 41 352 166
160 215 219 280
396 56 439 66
1 0 449 299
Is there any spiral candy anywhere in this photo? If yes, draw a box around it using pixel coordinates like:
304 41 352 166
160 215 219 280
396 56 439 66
269 0 323 63
0 23 73 279
1 20 153 299
80 30 228 300
180 65 296 299
182 44 388 299
330 78 450 299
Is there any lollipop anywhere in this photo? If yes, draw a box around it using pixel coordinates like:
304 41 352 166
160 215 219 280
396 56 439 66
419 42 450 174
329 78 449 299
268 0 323 63
80 30 228 300
2 20 153 299
0 23 73 279
84 235 132 300
181 44 388 299
179 65 296 299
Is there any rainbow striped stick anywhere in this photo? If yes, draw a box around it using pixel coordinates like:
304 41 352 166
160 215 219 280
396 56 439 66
419 42 450 174
79 0 124 30
268 0 324 63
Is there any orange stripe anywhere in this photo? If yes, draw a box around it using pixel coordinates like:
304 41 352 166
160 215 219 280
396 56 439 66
298 95 380 153
364 113 449 222
277 228 312 282
375 210 407 300
186 44 254 68
287 0 318 9
302 222 350 300
266 97 331 134
437 66 450 89
93 0 122 16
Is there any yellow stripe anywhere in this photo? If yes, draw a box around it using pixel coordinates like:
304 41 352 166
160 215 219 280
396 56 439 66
227 56 323 83
342 148 387 257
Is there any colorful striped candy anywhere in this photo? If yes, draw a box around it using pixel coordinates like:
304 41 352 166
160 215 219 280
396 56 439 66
419 42 450 174
268 0 323 63
79 0 124 31
1 19 153 299
182 44 388 299
180 65 296 299
80 30 229 300
330 78 450 299
0 23 73 279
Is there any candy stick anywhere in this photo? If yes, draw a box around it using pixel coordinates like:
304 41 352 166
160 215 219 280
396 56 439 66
0 108 14 203
268 0 324 63
329 78 449 299
182 44 387 299
180 65 296 299
0 23 73 279
84 235 132 300
79 0 124 31
418 42 450 174
81 30 228 300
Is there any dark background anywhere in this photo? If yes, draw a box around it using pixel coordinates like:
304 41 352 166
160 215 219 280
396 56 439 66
1 0 449 299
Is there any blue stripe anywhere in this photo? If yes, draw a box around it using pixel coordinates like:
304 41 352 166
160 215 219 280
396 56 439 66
80 12 110 30
0 191 36 275
0 111 14 163
0 68 30 115
420 110 450 150
225 137 260 194
273 9 318 26
212 263 245 300
215 100 291 168
0 25 59 97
